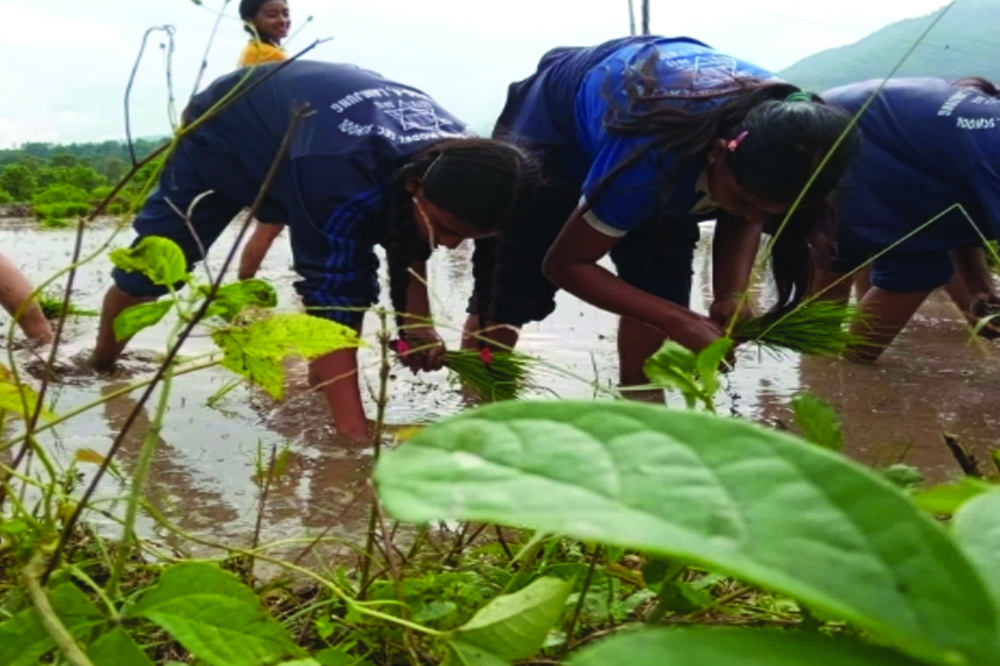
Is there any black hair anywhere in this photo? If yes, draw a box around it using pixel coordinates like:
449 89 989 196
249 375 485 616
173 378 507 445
386 138 541 332
592 48 858 312
240 0 287 43
952 76 1000 98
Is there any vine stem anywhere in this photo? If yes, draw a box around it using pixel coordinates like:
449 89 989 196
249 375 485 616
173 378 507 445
23 556 97 666
106 359 175 599
562 545 601 657
358 308 392 599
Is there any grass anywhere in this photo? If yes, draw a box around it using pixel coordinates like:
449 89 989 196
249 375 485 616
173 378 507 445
733 300 867 357
37 292 99 320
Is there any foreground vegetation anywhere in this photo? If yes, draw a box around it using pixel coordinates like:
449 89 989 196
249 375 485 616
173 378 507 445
1 231 997 665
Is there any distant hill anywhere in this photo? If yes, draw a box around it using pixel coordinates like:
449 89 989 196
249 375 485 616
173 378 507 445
779 0 1000 94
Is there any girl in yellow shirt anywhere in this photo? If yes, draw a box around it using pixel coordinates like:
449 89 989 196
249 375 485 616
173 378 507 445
237 0 290 67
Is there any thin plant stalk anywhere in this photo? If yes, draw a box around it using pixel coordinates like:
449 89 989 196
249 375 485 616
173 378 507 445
359 308 393 600
23 556 97 666
106 360 174 599
562 545 602 657
249 443 279 582
374 485 422 666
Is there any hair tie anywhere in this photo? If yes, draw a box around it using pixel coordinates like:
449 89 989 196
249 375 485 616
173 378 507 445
727 131 749 152
786 91 814 103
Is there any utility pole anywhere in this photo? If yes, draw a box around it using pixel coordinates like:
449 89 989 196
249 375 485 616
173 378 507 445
642 0 651 34
628 0 637 35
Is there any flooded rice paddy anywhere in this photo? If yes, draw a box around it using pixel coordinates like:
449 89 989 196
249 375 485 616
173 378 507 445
2 218 998 548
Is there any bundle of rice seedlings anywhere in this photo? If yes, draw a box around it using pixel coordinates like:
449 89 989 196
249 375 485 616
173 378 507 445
37 292 98 320
392 340 535 400
732 300 867 357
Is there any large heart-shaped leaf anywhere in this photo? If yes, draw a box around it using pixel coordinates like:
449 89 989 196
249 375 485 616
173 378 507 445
569 628 926 665
129 562 303 666
374 401 1000 666
953 490 1000 608
87 627 155 666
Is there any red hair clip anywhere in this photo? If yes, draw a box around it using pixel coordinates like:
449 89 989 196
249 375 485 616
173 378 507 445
727 131 749 152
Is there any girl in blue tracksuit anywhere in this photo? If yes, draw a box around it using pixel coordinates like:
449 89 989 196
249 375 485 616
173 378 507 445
93 60 539 441
464 36 859 389
821 77 1000 360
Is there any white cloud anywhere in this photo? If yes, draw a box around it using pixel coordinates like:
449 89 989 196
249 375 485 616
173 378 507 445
0 0 951 145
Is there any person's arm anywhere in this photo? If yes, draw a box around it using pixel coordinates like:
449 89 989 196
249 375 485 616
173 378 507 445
0 252 52 344
238 222 284 280
543 207 723 353
397 260 445 372
709 212 763 329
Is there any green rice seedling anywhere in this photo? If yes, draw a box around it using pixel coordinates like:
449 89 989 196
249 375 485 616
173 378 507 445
733 300 867 357
37 291 99 320
392 339 536 400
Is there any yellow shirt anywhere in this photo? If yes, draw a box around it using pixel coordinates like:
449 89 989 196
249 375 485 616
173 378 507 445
237 41 288 67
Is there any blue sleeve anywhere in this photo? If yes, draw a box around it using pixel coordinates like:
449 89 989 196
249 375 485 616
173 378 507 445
286 153 387 325
581 136 673 233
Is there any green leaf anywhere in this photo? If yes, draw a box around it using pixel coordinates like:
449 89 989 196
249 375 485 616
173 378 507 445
113 300 173 341
412 600 457 623
569 628 927 666
880 464 924 491
695 337 733 400
913 477 994 515
953 490 1000 608
791 393 843 451
643 342 701 408
202 279 278 322
374 401 1000 666
277 661 321 666
313 649 372 666
110 236 188 287
0 381 55 422
129 562 303 666
454 577 569 660
212 313 362 399
87 627 155 666
447 641 509 666
0 583 104 666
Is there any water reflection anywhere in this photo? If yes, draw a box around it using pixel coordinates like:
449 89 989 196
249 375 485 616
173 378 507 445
0 218 997 547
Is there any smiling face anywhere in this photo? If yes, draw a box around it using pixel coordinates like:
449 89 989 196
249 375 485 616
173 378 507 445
249 0 290 43
706 139 791 225
409 183 499 250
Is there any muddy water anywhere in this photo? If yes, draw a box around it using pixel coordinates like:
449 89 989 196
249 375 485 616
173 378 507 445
2 219 997 548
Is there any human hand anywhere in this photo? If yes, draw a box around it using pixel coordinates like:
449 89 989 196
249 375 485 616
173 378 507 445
709 295 755 330
666 310 727 356
396 327 446 373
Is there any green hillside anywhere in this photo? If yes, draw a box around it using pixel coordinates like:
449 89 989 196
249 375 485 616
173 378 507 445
779 0 1000 94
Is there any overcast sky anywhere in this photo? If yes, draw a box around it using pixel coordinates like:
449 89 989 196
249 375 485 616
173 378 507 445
0 0 951 146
